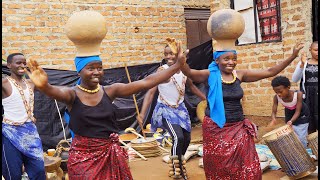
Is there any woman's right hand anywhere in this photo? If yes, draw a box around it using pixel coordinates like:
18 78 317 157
268 119 277 127
299 51 307 68
25 59 48 90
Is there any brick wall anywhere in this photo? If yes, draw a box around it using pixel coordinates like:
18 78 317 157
211 0 314 117
2 0 314 118
2 0 210 69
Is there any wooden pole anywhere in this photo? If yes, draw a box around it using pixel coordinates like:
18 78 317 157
124 63 146 138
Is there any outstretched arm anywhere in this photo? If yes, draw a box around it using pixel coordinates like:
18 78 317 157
25 59 74 105
181 63 210 83
238 43 304 82
137 86 158 124
107 43 189 100
292 51 307 82
186 78 206 101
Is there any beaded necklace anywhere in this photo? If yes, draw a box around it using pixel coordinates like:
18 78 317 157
77 85 100 94
3 77 36 125
221 72 236 84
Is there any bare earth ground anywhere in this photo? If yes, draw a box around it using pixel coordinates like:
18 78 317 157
129 116 318 180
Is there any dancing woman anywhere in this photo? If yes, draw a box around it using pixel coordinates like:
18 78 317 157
25 43 188 179
181 43 303 179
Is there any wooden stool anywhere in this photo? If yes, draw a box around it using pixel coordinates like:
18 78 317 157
44 156 63 180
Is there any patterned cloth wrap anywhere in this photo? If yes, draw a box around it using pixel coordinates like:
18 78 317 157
151 102 191 133
202 116 262 180
67 133 133 180
2 122 44 161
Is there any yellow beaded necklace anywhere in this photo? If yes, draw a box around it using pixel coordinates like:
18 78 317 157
221 72 236 84
77 85 100 94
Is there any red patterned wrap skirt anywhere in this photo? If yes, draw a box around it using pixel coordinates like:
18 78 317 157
67 133 133 180
202 116 262 180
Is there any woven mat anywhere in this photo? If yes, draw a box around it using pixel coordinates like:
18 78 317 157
135 151 162 158
131 144 159 150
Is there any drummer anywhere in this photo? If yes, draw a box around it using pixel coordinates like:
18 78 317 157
269 76 310 148
137 44 206 179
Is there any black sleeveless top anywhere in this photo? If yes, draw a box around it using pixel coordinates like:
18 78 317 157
205 78 245 123
69 88 120 138
304 63 318 87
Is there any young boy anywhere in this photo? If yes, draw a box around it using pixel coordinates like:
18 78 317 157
269 76 310 148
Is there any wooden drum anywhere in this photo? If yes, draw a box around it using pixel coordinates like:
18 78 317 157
307 131 318 159
262 125 316 179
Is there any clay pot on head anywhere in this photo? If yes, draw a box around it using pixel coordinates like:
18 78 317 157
207 9 245 51
65 10 107 57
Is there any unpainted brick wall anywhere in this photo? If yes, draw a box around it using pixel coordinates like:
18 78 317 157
2 0 210 69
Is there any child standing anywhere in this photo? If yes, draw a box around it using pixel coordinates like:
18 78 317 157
269 76 310 148
292 41 318 133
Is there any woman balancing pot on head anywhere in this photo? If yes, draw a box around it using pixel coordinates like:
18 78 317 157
181 9 304 180
25 11 189 180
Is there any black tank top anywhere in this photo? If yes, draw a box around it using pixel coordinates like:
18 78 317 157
205 78 245 123
69 88 120 138
284 100 310 125
304 63 318 87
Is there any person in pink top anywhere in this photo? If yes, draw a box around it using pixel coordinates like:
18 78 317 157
269 76 310 148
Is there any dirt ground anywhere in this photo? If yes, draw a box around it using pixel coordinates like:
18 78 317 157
129 116 318 180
